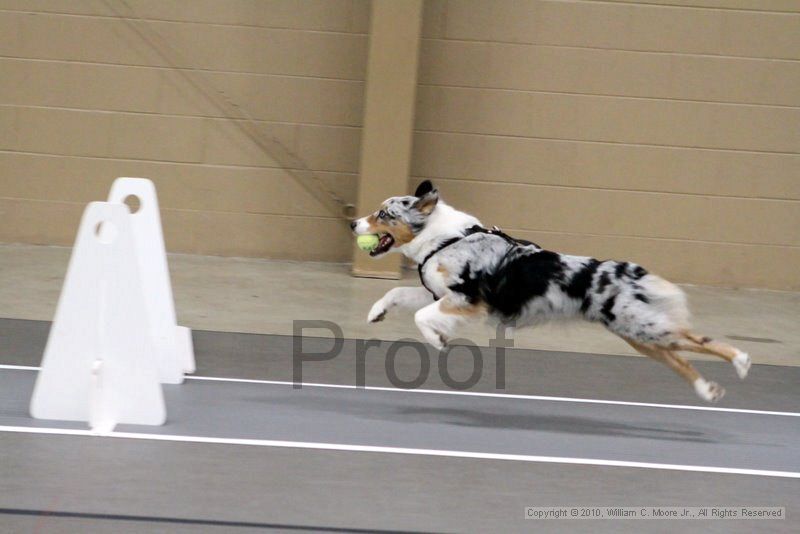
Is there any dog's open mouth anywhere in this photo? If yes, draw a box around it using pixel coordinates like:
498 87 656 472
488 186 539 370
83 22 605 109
370 233 395 256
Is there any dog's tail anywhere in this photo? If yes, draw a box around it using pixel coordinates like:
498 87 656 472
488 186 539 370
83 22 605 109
639 274 691 331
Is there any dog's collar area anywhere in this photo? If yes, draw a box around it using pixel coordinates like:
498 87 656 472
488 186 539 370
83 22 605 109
416 225 537 299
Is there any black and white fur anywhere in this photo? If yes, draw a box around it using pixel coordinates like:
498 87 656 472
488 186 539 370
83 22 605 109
351 181 751 402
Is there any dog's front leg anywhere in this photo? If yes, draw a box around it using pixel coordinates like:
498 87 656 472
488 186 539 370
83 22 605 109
368 286 434 323
414 296 483 350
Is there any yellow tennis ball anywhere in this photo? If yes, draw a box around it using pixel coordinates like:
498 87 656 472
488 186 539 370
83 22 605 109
357 234 380 252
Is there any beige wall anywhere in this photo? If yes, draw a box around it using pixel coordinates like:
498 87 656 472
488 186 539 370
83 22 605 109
1 1 798 289
412 0 800 289
352 0 423 279
0 0 367 260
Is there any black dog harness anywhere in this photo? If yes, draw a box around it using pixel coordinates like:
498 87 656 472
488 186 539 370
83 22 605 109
417 225 538 299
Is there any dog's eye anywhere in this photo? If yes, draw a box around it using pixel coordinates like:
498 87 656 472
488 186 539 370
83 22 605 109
378 210 387 219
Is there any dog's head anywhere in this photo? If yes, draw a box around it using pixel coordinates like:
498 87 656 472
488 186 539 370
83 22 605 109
350 180 440 257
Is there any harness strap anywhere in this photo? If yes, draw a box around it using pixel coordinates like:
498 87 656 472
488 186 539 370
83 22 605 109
417 236 462 298
417 225 537 298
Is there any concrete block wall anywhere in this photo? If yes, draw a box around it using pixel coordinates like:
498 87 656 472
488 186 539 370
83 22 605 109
411 0 800 289
0 0 368 260
1 0 798 288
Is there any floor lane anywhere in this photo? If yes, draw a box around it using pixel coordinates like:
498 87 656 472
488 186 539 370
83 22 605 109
2 369 798 476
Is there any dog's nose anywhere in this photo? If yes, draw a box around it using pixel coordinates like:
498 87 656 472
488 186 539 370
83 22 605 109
349 220 357 231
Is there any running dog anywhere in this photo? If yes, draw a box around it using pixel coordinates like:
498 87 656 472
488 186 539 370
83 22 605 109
351 180 751 402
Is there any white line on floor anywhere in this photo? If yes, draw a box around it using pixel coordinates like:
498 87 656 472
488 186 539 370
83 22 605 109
188 375 800 418
2 364 798 418
0 424 797 479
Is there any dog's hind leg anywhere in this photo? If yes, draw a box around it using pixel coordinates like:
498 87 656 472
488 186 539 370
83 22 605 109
622 337 725 403
671 332 751 380
414 295 486 350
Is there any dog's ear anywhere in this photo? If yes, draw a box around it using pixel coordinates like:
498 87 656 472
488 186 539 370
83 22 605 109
413 181 438 214
414 180 435 198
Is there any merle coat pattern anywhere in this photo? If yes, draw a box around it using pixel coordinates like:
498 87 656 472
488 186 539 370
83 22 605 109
351 181 751 402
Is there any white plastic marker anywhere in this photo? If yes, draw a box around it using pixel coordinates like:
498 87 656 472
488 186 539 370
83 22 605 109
29 202 166 431
108 178 195 382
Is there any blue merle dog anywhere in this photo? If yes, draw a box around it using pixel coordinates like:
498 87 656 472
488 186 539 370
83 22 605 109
351 181 751 402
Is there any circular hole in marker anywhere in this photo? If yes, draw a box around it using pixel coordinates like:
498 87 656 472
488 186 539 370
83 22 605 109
94 221 118 244
123 194 141 214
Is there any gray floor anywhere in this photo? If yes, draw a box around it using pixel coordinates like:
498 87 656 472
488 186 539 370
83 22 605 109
3 318 799 410
2 369 799 474
1 318 798 533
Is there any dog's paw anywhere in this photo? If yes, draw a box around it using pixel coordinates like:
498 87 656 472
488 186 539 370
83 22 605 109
732 350 751 380
427 336 446 351
430 334 448 351
694 379 725 403
420 329 447 351
367 300 388 323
